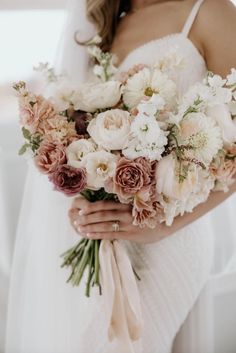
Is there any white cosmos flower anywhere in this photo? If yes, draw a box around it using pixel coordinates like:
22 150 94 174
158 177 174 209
123 67 176 109
66 139 97 169
81 150 117 190
176 112 223 165
226 68 236 86
138 94 166 116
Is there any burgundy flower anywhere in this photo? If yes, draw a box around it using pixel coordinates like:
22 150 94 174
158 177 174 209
35 140 66 174
72 110 89 136
49 164 87 196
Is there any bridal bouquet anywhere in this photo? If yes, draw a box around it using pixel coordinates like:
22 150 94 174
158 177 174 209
14 42 236 298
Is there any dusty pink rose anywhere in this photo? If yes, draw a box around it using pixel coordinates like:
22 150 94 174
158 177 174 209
111 157 155 202
49 164 87 196
35 140 67 174
19 95 57 133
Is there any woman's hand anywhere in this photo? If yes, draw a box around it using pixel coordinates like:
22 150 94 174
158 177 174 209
68 197 164 244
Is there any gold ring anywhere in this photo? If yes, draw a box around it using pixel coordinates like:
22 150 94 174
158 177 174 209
112 221 120 232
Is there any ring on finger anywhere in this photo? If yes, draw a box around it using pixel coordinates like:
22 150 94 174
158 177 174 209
112 220 120 232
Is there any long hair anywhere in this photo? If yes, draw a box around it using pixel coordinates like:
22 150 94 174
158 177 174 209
86 0 131 51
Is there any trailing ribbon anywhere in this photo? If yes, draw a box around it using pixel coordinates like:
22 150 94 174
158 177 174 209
99 240 143 353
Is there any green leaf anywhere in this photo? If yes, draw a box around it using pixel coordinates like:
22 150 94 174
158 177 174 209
18 144 28 155
22 127 31 141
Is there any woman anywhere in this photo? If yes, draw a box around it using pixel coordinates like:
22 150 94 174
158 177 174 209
5 0 236 353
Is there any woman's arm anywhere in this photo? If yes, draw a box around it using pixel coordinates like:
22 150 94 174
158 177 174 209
197 0 236 76
68 0 236 243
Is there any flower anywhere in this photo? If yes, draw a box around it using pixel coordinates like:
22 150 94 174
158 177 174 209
155 153 199 200
49 164 87 196
19 95 57 134
176 112 223 165
71 110 90 136
132 185 164 228
206 104 236 144
66 139 97 169
210 152 236 192
49 80 77 111
35 140 66 174
123 67 176 109
227 68 236 86
72 81 122 113
37 116 76 143
110 157 155 202
87 109 131 150
122 112 168 161
81 151 118 190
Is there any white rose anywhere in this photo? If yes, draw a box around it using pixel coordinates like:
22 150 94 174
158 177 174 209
81 150 117 190
72 81 122 113
87 109 131 150
66 139 97 168
206 104 236 144
49 80 76 111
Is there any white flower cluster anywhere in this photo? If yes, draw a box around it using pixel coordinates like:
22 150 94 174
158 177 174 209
123 95 168 161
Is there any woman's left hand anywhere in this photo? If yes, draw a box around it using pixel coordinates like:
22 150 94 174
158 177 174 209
68 197 164 244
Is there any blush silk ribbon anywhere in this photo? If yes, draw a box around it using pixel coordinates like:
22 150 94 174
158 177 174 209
99 239 143 353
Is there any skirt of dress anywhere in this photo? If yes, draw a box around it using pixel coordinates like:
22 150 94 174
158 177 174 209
5 165 214 353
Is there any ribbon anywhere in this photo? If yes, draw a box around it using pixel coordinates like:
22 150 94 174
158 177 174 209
99 240 143 353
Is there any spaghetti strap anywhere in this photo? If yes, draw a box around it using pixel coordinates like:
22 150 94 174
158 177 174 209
182 0 205 37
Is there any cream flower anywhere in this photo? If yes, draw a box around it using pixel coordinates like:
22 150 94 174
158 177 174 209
81 150 117 189
72 81 122 113
227 68 236 86
206 104 236 144
155 154 199 200
123 67 176 109
87 109 131 150
66 139 97 169
49 80 76 111
176 112 223 165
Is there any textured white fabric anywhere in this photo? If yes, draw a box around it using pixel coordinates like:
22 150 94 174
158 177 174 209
5 1 218 352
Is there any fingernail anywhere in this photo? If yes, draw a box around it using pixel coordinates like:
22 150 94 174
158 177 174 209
73 220 78 227
86 233 93 238
79 210 84 216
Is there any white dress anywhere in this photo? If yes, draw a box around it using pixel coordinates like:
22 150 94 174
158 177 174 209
5 1 214 352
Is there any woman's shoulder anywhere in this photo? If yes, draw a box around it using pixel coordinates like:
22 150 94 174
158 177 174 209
196 0 236 76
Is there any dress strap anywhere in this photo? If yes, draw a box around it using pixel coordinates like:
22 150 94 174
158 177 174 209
182 0 205 37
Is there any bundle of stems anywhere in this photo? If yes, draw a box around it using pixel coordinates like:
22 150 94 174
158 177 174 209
61 188 116 297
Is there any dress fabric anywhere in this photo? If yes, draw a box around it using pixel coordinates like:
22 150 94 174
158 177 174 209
5 1 215 353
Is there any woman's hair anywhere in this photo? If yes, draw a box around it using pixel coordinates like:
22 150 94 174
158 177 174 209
86 0 131 51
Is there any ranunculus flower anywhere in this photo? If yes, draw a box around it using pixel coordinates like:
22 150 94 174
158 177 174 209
66 139 97 169
49 164 87 196
111 157 155 202
35 140 66 174
81 150 118 190
72 81 122 113
87 109 131 150
206 104 236 144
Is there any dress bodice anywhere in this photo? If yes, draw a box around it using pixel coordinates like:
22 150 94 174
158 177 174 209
118 33 207 96
118 0 207 96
